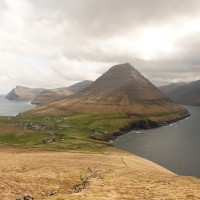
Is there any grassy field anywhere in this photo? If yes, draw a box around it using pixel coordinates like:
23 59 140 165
0 112 132 152
0 108 187 152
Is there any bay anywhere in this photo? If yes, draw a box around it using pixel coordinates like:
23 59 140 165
0 96 35 116
113 106 200 178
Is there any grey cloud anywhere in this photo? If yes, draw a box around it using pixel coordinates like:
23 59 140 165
31 0 200 32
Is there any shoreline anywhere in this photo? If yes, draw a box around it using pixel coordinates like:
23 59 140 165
98 110 190 142
111 106 200 179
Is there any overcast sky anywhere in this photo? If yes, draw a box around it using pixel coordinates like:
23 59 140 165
1 0 200 94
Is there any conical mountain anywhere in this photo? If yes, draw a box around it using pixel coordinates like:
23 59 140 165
37 63 187 115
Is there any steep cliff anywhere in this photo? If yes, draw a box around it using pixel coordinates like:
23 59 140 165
6 86 45 101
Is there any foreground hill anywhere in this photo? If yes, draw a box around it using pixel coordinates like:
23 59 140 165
160 80 200 105
1 148 200 200
36 63 188 120
6 86 45 101
32 80 93 105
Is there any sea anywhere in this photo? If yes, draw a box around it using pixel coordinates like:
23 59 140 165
113 105 200 178
0 96 36 116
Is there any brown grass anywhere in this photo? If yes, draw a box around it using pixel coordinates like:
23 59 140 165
0 148 200 200
0 124 25 134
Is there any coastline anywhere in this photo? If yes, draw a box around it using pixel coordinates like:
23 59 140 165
112 105 200 179
98 110 190 142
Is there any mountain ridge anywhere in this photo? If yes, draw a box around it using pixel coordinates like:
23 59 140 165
32 80 93 105
159 80 200 105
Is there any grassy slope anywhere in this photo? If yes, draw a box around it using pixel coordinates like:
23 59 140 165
0 108 187 152
2 150 200 200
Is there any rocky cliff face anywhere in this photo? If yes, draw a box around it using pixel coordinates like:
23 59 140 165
32 80 93 105
37 63 188 118
160 80 200 106
6 86 45 101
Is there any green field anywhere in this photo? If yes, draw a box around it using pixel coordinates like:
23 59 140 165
0 109 187 152
0 112 132 152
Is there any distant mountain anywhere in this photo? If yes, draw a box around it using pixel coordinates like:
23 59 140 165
6 86 46 101
36 63 188 122
159 80 200 106
32 80 93 105
67 80 94 93
159 82 186 94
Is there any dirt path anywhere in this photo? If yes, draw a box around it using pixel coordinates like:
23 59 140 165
0 148 200 200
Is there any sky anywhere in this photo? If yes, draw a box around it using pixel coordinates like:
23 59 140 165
1 0 200 94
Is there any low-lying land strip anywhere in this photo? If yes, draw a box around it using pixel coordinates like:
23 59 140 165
0 109 188 150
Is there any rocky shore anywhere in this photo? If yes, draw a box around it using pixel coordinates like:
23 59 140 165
97 110 190 142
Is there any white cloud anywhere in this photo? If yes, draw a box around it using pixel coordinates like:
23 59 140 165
52 54 115 81
1 0 200 94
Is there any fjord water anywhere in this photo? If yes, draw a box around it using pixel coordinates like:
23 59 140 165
113 106 200 178
0 96 35 116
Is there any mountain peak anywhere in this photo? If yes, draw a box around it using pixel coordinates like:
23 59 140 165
90 63 145 91
36 63 184 116
110 63 133 69
107 63 136 73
